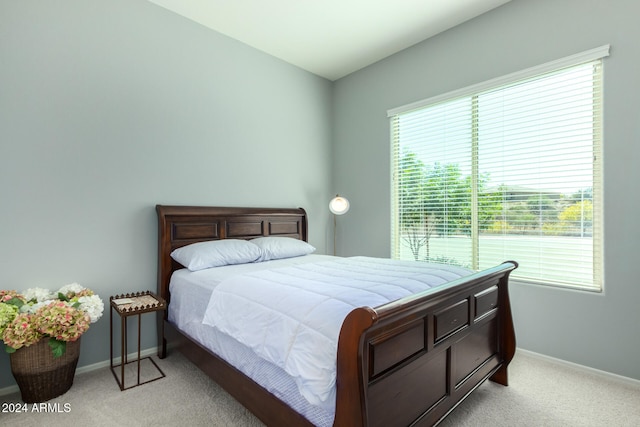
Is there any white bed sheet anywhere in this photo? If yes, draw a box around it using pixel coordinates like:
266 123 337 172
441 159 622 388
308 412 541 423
169 254 336 336
202 256 474 410
168 254 337 427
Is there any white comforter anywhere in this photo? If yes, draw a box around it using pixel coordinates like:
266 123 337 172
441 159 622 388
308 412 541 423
202 256 472 409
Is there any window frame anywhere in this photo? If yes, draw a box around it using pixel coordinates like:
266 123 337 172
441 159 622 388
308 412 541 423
388 45 609 292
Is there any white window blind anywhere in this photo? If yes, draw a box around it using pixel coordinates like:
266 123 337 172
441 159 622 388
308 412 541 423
390 46 608 291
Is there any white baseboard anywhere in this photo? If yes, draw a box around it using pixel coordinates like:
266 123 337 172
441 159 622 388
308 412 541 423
4 346 637 397
516 347 640 388
0 346 158 397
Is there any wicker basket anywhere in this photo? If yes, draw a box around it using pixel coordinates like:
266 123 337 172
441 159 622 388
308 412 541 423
9 338 81 403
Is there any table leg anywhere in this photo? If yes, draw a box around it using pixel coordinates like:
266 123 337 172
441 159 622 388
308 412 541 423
137 313 141 386
110 305 113 369
121 315 127 390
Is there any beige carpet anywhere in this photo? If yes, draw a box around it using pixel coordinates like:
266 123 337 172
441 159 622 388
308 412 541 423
1 350 639 426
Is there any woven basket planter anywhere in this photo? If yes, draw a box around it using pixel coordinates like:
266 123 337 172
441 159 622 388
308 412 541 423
9 338 81 403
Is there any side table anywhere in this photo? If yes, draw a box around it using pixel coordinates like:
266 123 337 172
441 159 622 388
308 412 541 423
110 291 167 390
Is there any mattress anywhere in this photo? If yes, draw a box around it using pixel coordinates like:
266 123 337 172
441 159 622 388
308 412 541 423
168 254 337 427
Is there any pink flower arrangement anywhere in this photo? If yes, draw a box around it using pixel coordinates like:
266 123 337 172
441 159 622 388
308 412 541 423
0 284 103 357
2 313 41 350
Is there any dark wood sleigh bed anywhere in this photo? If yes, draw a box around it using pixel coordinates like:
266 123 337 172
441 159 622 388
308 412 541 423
156 205 518 427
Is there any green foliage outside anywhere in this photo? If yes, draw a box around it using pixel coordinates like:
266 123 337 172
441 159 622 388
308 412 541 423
397 151 593 262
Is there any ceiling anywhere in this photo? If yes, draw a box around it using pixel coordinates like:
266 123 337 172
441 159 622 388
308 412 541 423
148 0 511 81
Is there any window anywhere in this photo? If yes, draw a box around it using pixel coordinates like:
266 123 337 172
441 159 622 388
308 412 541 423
389 46 609 291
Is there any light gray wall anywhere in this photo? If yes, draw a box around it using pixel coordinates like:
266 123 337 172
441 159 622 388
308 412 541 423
0 0 333 388
3 0 638 393
333 0 640 380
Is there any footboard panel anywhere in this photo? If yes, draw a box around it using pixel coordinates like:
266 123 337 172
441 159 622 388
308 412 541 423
335 261 517 427
368 345 449 427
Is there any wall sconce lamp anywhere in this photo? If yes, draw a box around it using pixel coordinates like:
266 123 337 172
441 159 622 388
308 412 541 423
329 194 350 256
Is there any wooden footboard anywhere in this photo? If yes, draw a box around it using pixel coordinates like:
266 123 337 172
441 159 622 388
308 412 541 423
334 261 517 427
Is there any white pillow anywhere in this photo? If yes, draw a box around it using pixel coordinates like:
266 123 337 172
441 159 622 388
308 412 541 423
171 239 262 271
251 236 316 262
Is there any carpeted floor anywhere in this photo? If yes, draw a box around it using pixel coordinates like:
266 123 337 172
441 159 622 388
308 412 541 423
1 350 639 426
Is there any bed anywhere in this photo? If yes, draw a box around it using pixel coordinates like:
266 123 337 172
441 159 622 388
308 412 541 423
156 205 518 426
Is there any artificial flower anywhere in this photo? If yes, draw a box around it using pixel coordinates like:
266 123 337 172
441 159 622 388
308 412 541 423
0 303 19 335
77 295 104 323
22 287 54 303
2 313 41 350
58 282 86 298
0 284 103 357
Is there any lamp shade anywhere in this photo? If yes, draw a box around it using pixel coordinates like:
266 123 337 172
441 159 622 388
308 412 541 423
329 195 350 215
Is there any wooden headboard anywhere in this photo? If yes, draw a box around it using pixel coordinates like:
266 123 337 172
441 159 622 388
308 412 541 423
156 205 308 305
